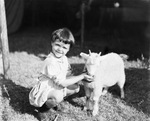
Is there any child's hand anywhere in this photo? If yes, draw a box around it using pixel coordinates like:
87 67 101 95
54 80 64 88
84 74 94 82
50 76 57 81
49 76 64 88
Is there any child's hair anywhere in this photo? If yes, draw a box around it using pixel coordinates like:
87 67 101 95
51 28 75 47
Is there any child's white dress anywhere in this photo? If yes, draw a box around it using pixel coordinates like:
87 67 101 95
29 53 70 107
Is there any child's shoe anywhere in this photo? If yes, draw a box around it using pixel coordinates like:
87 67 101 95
38 103 50 121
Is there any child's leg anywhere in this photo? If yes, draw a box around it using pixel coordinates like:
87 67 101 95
66 83 80 97
45 90 64 109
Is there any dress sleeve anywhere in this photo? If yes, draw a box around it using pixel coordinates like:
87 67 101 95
42 59 59 78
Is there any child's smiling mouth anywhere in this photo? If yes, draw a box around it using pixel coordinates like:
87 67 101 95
56 51 63 55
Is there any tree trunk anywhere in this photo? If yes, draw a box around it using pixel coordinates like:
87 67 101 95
0 0 10 79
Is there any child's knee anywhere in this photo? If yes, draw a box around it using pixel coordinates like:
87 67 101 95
45 98 57 108
55 93 64 103
48 90 64 103
46 93 63 108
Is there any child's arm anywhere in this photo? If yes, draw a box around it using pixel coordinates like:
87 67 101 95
63 74 85 87
56 73 93 87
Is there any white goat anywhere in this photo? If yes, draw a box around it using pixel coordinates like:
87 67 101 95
80 50 125 116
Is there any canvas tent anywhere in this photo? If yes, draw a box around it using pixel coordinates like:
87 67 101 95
5 0 150 34
5 0 24 34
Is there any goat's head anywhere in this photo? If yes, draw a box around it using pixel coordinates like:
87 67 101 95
80 50 101 76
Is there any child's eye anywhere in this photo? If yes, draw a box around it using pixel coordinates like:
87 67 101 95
55 44 61 47
63 46 67 49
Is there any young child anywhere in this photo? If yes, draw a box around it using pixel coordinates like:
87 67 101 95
29 28 92 120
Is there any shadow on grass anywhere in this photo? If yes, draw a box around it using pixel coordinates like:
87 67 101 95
109 68 150 116
0 77 40 120
125 68 150 116
65 85 85 108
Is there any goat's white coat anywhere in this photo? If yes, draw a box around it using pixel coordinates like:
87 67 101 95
80 52 126 116
0 54 3 74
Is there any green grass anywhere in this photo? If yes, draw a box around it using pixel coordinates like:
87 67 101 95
0 51 150 121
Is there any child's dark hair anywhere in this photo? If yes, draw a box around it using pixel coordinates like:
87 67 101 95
51 28 75 47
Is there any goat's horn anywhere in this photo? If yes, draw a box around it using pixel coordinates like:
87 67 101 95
99 52 101 56
89 50 91 55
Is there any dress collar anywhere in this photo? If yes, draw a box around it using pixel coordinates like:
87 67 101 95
48 52 64 63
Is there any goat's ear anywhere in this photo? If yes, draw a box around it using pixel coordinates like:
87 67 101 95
80 52 89 59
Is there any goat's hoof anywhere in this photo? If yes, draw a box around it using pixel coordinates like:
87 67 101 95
87 110 92 116
121 96 125 99
92 110 98 116
83 106 87 111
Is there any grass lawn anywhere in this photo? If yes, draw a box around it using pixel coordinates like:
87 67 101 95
0 28 150 121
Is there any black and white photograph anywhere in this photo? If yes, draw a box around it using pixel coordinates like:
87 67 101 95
0 0 150 121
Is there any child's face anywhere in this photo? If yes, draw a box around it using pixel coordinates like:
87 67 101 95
51 39 70 58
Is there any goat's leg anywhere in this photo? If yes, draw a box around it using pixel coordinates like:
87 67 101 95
118 75 125 99
83 87 91 111
86 96 93 116
117 82 125 98
120 87 125 99
117 83 125 99
84 88 94 116
92 87 102 116
84 96 89 111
